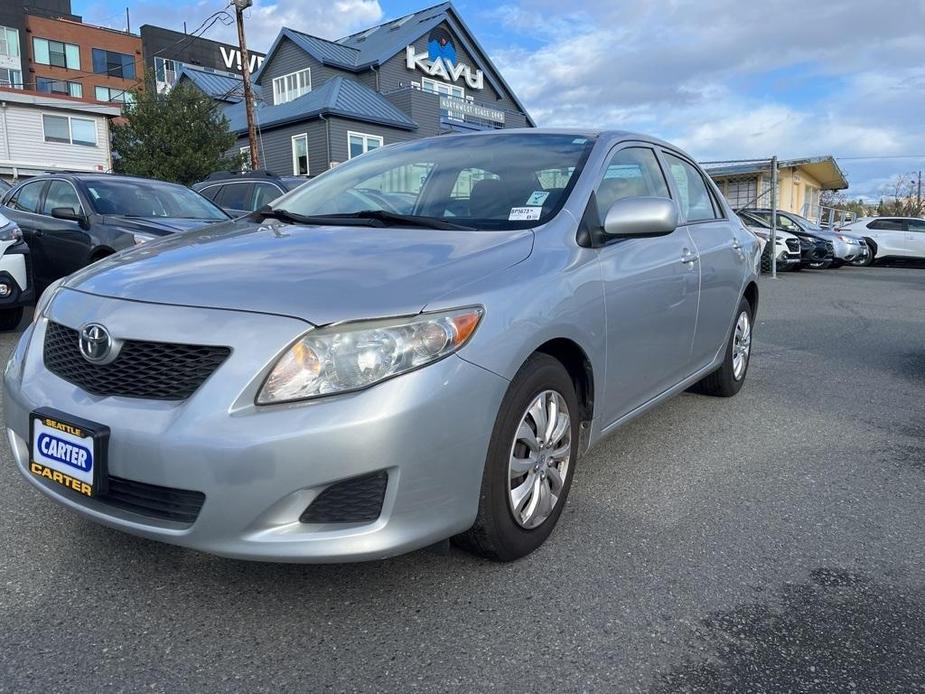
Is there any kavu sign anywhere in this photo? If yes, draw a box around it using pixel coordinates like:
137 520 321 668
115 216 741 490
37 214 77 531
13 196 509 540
405 28 484 90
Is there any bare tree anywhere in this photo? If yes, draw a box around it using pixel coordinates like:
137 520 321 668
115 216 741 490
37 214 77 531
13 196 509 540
876 173 924 217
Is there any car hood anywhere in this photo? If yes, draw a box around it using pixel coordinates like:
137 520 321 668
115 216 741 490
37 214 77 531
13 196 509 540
66 219 534 325
102 216 227 236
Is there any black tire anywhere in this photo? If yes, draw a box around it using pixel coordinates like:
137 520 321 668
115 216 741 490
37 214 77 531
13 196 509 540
0 306 23 331
454 353 580 561
759 245 772 273
790 264 802 272
830 259 844 268
852 240 875 266
690 296 753 398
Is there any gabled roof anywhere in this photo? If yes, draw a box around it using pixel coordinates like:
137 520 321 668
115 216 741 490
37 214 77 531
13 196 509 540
176 66 262 104
704 156 848 190
251 2 534 126
224 76 417 134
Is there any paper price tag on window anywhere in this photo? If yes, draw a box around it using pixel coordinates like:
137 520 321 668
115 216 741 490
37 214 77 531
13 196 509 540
509 207 542 221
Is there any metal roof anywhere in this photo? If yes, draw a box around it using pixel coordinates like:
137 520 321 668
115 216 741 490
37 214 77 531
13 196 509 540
704 156 849 190
250 2 534 126
176 66 262 104
224 76 417 134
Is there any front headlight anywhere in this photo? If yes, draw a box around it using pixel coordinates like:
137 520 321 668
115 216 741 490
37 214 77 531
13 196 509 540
32 277 66 324
257 307 484 404
0 213 21 242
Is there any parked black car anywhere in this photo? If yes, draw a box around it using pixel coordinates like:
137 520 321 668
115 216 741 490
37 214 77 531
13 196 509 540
0 173 230 292
192 170 309 216
793 233 835 270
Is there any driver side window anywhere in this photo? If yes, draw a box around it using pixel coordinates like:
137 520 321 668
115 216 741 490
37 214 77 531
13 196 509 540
595 147 670 221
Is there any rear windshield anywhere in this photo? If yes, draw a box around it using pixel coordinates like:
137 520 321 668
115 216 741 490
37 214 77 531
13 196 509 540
272 133 596 230
85 179 229 220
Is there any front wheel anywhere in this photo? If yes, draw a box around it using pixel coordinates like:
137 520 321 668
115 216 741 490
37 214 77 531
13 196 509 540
691 297 753 397
0 306 23 331
454 354 579 561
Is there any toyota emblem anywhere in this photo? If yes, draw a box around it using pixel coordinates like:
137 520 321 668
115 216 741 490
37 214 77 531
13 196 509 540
79 323 115 364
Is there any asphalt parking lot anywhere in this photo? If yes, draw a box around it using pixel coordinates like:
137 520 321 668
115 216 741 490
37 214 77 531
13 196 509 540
0 266 922 693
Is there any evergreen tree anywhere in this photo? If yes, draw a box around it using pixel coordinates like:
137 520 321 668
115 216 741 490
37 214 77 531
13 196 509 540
112 80 243 186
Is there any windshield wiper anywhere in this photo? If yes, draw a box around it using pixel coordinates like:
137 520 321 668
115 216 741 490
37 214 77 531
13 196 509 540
254 207 386 227
331 210 475 231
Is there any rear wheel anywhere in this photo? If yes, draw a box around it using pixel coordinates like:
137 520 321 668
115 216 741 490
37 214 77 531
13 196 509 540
0 306 23 331
454 354 579 561
691 297 752 398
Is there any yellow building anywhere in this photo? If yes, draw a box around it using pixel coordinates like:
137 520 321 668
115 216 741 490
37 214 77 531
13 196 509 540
706 156 849 222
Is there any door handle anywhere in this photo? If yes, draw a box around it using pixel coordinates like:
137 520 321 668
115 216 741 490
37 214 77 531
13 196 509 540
681 251 699 265
33 230 44 237
732 240 742 251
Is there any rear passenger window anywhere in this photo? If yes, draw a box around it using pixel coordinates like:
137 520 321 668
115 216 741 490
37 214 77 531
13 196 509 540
595 147 670 221
9 181 45 213
215 183 253 211
662 153 719 223
198 185 221 202
869 219 905 231
253 183 282 210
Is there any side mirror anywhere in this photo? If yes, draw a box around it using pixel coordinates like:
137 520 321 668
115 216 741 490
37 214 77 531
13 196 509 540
603 196 678 238
51 207 88 229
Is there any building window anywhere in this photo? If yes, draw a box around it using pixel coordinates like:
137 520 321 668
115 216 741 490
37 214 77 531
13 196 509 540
0 26 20 59
91 48 136 79
154 56 182 92
94 86 134 103
272 68 311 105
0 67 22 89
240 145 251 171
38 77 83 98
347 132 383 160
421 77 464 99
33 38 80 70
42 115 97 147
291 134 308 175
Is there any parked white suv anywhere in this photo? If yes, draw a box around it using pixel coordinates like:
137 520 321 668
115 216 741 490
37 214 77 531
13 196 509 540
737 211 801 272
836 217 925 264
0 210 31 330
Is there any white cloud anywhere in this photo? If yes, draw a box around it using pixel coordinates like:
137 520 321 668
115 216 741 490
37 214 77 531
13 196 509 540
484 0 925 197
84 0 383 51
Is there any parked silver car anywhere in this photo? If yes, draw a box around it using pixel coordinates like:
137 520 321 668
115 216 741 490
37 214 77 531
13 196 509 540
747 209 867 266
4 130 759 562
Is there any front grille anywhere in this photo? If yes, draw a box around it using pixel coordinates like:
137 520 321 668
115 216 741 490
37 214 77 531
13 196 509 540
300 471 388 524
99 475 205 524
785 238 800 252
43 322 230 400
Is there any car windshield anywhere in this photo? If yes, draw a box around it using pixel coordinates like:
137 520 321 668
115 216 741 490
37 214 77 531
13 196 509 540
84 179 229 220
270 133 596 230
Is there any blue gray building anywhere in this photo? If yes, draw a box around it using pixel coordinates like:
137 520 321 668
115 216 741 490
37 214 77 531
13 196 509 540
177 2 534 177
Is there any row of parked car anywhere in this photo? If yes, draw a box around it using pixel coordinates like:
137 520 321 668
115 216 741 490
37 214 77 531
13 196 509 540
0 169 922 331
738 207 925 273
0 170 307 330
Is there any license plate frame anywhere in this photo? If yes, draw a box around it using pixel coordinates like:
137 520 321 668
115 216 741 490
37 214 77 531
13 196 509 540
29 407 109 498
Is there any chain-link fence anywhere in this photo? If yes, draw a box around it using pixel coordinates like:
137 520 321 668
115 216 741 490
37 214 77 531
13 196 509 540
700 158 782 276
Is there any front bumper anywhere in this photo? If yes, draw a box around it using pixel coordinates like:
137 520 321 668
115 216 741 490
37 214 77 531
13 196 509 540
4 290 509 562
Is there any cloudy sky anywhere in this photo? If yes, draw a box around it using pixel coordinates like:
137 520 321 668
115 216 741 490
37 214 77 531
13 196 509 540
82 0 925 201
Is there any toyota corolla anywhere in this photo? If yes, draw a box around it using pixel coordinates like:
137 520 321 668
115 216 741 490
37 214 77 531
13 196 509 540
4 130 759 562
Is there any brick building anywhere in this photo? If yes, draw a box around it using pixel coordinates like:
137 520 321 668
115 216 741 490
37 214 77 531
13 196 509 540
24 14 141 104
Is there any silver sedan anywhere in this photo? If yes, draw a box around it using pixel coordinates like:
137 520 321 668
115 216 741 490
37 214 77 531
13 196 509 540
4 130 759 562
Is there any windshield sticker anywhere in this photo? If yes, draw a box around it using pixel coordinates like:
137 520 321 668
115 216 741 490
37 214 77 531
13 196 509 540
509 207 542 221
572 138 588 144
525 191 549 207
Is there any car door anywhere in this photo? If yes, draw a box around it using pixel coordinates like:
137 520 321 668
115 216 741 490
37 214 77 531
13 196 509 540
905 219 925 258
866 219 906 257
37 179 94 280
2 180 50 286
595 145 700 425
661 151 747 369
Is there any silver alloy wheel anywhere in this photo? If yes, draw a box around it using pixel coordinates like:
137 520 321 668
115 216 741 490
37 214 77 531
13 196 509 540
732 311 751 381
507 390 571 529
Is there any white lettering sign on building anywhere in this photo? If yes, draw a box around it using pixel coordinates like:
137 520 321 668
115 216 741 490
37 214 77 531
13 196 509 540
405 45 484 90
220 46 264 73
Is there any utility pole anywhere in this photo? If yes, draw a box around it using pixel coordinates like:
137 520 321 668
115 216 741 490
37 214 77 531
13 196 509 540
233 0 260 171
917 170 922 215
